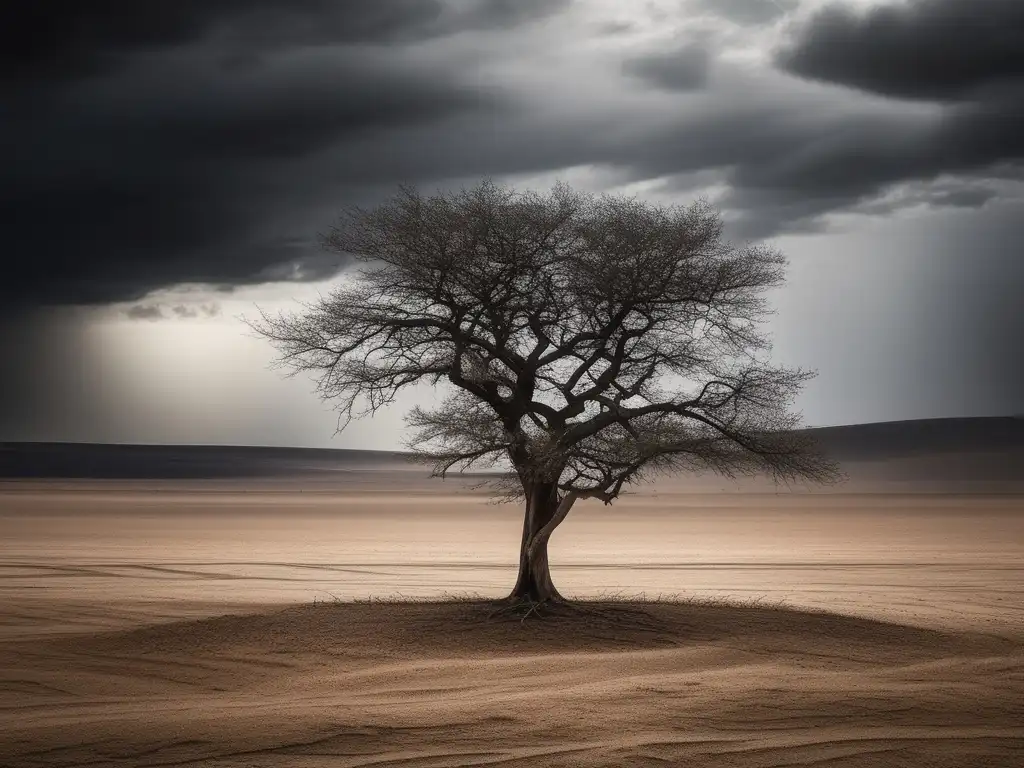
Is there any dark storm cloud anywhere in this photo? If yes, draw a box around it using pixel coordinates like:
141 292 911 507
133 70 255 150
2 54 495 309
776 0 1024 101
4 0 1023 315
736 0 1024 234
2 0 1022 442
1 0 577 312
717 105 1020 237
597 0 1023 238
595 103 921 236
2 0 570 85
622 44 710 92
852 178 1001 216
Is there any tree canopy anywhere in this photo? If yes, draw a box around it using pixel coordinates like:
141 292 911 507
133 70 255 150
251 180 841 602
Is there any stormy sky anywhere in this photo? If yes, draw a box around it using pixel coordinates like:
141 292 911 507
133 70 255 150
1 0 1022 448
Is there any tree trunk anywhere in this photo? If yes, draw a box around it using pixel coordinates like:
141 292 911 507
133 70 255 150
507 480 564 602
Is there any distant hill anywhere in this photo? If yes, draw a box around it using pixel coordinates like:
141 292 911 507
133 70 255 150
803 417 1024 492
807 416 1024 461
1 417 1021 489
0 443 412 480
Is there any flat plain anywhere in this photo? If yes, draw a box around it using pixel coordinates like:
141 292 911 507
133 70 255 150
1 427 1022 767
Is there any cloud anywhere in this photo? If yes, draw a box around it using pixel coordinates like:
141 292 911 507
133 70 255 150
687 0 799 26
776 0 1024 101
743 0 1024 233
2 0 571 86
593 20 636 37
1 14 515 311
850 177 1001 216
2 0 1022 313
2 0 1023 440
2 0 434 86
589 77 937 235
176 303 221 319
122 302 221 321
123 304 167 321
622 43 711 92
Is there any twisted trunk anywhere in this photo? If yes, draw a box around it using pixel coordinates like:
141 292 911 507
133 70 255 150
507 480 575 603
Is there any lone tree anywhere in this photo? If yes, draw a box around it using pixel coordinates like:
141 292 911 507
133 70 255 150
252 180 840 606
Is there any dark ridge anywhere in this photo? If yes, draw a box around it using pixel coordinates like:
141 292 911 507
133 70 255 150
807 416 1024 461
0 416 1021 481
0 442 412 479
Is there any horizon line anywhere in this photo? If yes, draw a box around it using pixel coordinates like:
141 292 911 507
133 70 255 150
2 414 1021 452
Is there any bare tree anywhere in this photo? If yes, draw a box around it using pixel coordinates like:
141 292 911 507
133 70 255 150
250 180 841 605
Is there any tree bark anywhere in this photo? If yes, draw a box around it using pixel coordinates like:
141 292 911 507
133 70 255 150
507 480 565 602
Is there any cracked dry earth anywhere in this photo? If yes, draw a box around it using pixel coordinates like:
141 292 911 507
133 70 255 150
1 600 1022 768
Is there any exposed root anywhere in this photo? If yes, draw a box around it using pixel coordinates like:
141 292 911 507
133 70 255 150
483 597 673 635
486 597 566 622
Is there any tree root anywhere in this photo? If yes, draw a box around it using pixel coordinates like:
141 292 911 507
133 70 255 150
483 597 673 635
486 597 563 623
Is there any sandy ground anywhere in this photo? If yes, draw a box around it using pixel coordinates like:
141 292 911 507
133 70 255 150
1 476 1022 766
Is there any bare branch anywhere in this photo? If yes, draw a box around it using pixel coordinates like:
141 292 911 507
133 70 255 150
249 179 842 504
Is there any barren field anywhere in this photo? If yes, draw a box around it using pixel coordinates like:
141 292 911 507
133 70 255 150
1 469 1022 766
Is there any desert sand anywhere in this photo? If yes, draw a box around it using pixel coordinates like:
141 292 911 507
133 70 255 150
2 598 1021 768
1 425 1022 766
